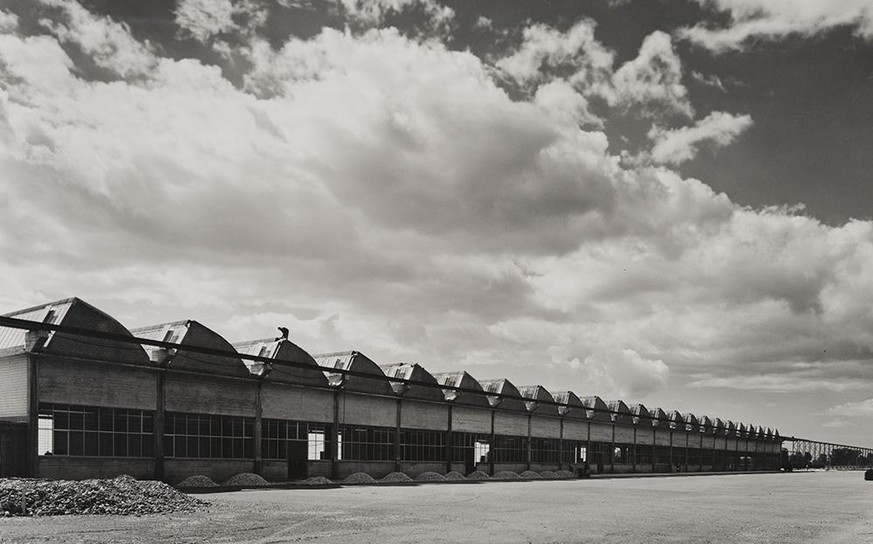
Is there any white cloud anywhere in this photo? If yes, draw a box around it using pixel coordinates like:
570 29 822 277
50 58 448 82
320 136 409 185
496 26 693 122
648 111 753 165
495 19 614 91
334 0 454 31
829 398 873 417
175 0 237 42
683 0 873 51
571 349 670 398
691 71 726 91
0 10 18 32
611 31 692 118
35 0 156 79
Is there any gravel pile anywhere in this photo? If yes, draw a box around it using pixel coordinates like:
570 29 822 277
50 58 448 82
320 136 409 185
176 475 218 488
300 477 333 485
444 471 466 480
466 470 491 480
344 472 377 484
416 472 446 482
554 470 576 479
493 471 521 480
0 475 206 517
381 472 412 483
223 473 270 487
520 471 542 479
539 470 556 479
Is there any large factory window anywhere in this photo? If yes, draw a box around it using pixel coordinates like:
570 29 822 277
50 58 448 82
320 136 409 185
636 445 653 465
338 425 394 461
492 435 526 463
261 419 330 461
560 441 587 464
400 429 445 462
163 412 253 459
530 437 559 464
37 403 154 457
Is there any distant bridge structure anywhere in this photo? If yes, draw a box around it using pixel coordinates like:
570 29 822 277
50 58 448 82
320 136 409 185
782 437 873 470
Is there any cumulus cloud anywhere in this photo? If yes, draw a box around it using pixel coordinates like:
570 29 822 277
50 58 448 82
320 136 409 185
648 111 753 165
334 0 454 32
4 2 873 414
682 0 873 51
175 0 237 42
33 0 156 79
829 398 873 417
0 9 18 32
496 26 692 120
495 19 614 91
571 349 670 398
611 31 692 118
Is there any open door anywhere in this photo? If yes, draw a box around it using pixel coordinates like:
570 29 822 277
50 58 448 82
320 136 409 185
288 440 308 480
0 424 27 477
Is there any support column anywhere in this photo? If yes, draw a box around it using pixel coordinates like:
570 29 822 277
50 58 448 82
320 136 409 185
489 409 496 476
330 389 341 480
253 380 263 475
557 416 564 471
154 368 165 481
445 404 453 474
394 398 402 473
526 413 532 471
26 353 39 478
632 426 637 472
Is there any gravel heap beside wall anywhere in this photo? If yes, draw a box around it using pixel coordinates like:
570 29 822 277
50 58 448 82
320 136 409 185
344 472 377 484
176 475 218 488
445 471 466 480
519 471 542 479
466 470 491 480
224 473 270 487
416 472 446 481
381 472 412 483
0 475 207 517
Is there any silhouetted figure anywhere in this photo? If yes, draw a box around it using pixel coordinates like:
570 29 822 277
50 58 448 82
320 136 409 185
276 327 289 341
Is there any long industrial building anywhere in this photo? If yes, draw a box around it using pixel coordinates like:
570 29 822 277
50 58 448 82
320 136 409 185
0 297 782 482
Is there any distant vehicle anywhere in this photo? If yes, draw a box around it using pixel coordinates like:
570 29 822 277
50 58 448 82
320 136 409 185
864 469 873 481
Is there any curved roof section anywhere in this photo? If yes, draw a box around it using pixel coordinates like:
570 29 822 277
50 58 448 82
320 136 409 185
516 385 559 415
581 396 612 422
736 423 747 436
380 363 445 401
713 418 726 434
682 413 698 432
1 297 149 365
700 416 713 433
606 400 634 425
756 425 766 437
648 407 669 428
478 378 527 411
550 391 587 419
765 428 773 440
668 411 685 430
431 371 490 406
234 338 328 387
725 420 736 434
131 320 251 378
629 404 650 426
314 351 393 395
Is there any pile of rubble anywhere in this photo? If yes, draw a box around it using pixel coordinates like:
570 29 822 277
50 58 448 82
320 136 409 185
224 473 269 487
0 475 207 517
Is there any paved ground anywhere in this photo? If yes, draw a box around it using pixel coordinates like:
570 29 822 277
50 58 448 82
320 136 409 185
2 471 872 543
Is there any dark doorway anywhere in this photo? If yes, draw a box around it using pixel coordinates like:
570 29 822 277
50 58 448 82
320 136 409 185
464 447 475 475
288 440 308 479
0 424 27 477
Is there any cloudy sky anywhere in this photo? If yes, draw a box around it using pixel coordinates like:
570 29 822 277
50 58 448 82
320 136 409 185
2 0 873 446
